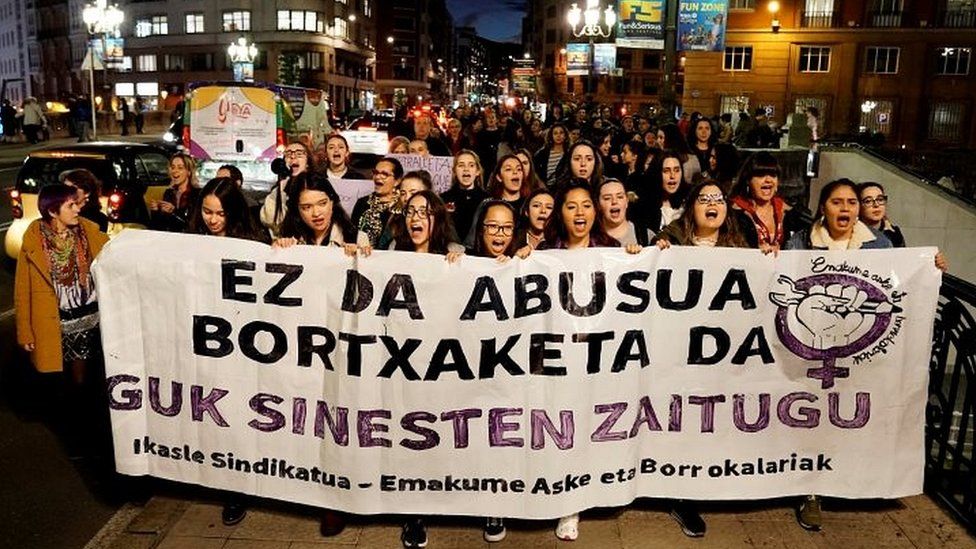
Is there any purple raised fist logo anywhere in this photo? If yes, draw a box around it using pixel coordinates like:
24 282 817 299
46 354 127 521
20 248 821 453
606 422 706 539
769 273 901 389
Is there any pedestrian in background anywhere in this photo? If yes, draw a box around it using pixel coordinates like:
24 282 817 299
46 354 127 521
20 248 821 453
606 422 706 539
1 99 17 142
117 97 130 136
134 97 145 134
19 96 46 144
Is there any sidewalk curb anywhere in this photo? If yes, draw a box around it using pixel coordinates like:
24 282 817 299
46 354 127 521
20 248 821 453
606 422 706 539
85 496 191 549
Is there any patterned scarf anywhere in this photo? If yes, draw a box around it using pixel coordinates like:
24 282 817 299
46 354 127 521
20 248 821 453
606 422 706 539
39 221 95 312
358 190 402 246
732 195 786 247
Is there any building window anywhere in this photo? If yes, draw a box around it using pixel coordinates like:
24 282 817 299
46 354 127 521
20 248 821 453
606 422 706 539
334 17 348 38
307 51 323 71
394 16 415 31
189 53 214 71
870 0 903 27
643 52 661 69
149 15 167 35
137 54 156 72
802 0 836 27
545 29 556 43
185 13 203 34
617 52 632 69
858 99 894 134
720 95 750 114
135 15 169 38
729 0 755 9
278 10 321 32
928 102 965 142
865 46 899 74
223 11 251 32
163 54 183 71
937 47 971 75
799 46 830 72
794 97 828 133
642 77 657 95
364 0 372 17
943 0 976 27
723 46 752 71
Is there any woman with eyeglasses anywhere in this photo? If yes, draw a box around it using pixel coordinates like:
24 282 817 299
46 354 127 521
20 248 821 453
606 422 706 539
654 180 747 249
651 180 746 539
260 141 314 236
470 200 518 261
352 157 404 247
855 182 904 248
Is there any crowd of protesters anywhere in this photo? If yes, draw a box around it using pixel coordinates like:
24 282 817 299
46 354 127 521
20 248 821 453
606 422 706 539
14 100 948 548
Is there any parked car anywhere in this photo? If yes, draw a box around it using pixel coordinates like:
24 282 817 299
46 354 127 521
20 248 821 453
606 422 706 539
4 142 172 258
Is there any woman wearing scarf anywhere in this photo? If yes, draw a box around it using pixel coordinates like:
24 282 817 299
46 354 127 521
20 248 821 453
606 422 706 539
729 152 805 254
15 183 109 457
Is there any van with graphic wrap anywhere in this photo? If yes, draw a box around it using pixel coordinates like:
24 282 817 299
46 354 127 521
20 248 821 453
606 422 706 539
182 82 332 193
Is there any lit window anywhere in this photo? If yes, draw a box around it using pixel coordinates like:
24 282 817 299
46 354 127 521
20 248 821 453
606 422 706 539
137 54 157 72
223 11 251 32
185 13 203 34
936 47 970 75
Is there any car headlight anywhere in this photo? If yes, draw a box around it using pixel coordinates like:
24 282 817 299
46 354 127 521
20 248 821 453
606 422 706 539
163 132 176 143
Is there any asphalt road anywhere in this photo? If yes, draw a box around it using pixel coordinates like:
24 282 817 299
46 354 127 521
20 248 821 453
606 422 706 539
1 166 16 228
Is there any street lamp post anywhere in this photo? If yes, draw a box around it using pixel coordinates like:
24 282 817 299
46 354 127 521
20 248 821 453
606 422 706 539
227 37 258 82
567 0 615 97
82 0 123 139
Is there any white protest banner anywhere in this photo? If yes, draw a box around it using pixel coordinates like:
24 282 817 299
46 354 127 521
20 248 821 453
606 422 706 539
390 154 453 193
95 232 941 519
332 178 375 214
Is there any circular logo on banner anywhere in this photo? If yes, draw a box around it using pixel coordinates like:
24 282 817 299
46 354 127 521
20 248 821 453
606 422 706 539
768 273 902 388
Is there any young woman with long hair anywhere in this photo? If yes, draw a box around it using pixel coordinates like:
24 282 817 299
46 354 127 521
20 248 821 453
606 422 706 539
729 151 804 254
551 140 604 190
470 199 518 261
188 177 267 242
514 188 554 252
441 149 488 243
273 172 366 251
487 154 530 214
150 152 200 232
260 141 315 235
533 122 569 185
653 180 747 249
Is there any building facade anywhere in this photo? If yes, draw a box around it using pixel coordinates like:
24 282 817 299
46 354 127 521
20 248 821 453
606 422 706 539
25 0 377 116
0 0 36 105
375 0 456 108
681 0 976 149
525 0 668 110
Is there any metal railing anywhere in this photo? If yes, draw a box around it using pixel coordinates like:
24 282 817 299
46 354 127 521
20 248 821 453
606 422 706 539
868 10 904 27
801 10 840 28
819 142 976 208
941 9 976 28
927 274 976 533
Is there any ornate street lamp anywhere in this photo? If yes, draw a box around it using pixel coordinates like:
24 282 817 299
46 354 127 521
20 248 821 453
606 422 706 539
82 0 124 139
567 0 616 95
227 37 259 82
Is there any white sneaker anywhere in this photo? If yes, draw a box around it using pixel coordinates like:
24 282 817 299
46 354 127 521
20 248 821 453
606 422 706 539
555 513 579 541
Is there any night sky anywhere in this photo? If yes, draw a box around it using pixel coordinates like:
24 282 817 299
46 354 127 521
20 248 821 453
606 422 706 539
446 0 526 43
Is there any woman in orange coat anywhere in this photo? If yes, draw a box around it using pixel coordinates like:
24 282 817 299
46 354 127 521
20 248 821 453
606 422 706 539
15 183 109 456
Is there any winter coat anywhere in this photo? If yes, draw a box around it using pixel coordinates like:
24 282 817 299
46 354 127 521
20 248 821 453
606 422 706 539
15 218 108 373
